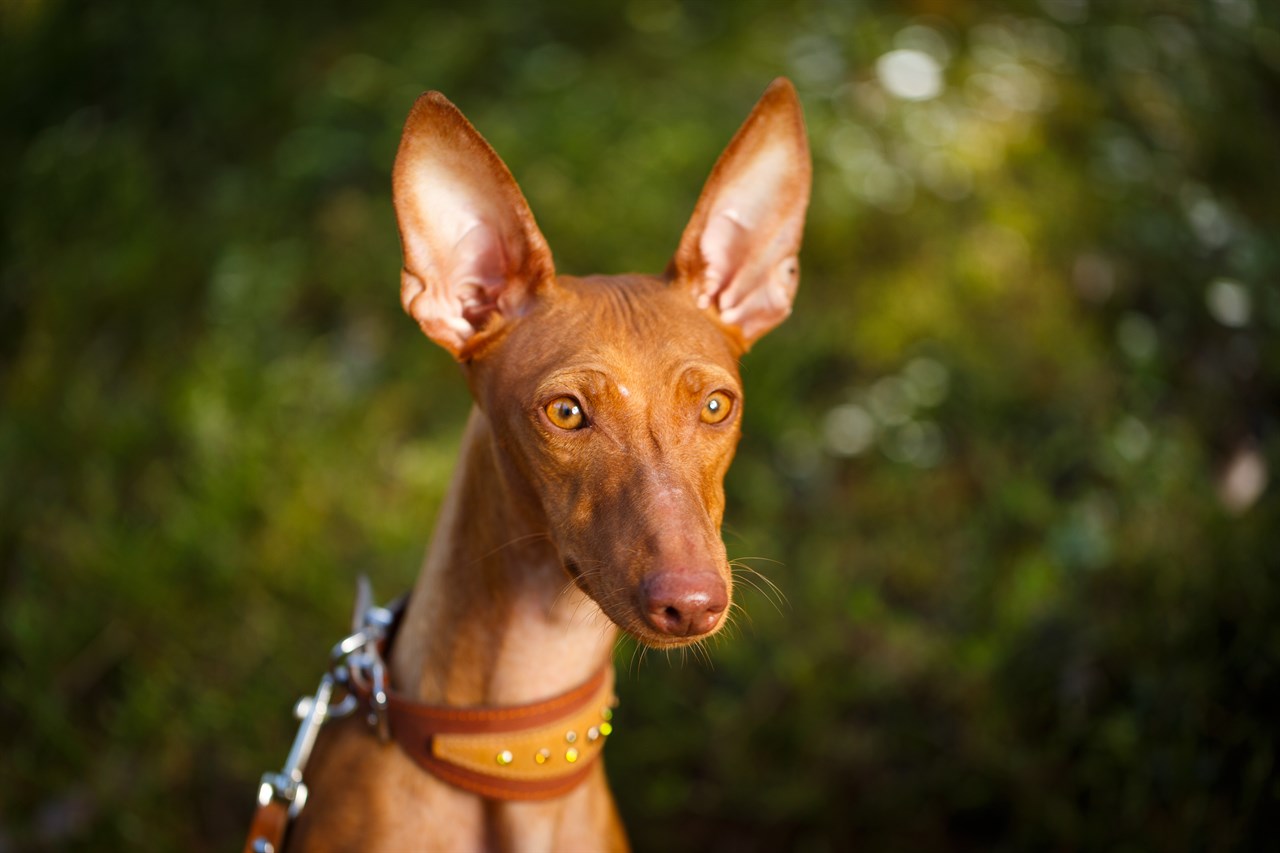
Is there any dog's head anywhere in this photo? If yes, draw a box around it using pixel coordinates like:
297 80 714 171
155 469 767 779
391 81 810 647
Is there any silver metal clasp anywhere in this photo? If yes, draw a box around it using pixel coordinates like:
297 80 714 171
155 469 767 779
257 671 336 818
328 574 394 741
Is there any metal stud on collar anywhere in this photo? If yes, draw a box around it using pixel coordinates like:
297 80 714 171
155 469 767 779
482 704 617 775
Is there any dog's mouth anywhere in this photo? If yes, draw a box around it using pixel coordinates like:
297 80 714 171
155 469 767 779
561 556 729 649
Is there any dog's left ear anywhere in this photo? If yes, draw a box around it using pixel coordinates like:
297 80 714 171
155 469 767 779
669 78 812 349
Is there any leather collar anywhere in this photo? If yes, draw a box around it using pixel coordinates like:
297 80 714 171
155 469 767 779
348 602 617 800
354 663 617 800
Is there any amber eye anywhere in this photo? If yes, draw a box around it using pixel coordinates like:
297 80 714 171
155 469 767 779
545 396 586 430
701 391 733 425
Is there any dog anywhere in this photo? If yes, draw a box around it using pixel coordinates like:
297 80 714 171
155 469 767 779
254 78 810 852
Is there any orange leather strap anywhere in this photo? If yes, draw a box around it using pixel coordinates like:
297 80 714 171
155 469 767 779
242 798 288 853
353 663 617 800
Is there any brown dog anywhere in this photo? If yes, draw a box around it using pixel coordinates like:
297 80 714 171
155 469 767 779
279 78 810 851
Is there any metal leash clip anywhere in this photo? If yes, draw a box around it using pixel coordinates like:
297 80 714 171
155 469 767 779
255 578 392 822
247 576 397 853
255 671 333 827
330 575 394 742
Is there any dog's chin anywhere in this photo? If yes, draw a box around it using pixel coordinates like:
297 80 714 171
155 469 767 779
626 624 723 649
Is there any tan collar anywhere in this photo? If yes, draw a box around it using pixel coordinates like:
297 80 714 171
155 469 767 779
345 597 618 800
360 663 617 800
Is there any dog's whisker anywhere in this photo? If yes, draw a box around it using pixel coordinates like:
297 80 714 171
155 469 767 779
467 531 554 568
730 560 788 610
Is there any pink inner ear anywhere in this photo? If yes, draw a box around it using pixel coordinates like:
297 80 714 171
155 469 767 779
716 254 799 341
451 221 509 327
393 90 555 358
697 210 751 309
686 144 807 342
692 143 803 321
670 79 810 347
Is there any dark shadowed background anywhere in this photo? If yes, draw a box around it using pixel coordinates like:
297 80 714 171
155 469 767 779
3 0 1278 850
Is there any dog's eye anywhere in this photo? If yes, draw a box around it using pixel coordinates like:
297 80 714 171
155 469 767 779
701 391 733 425
545 396 586 430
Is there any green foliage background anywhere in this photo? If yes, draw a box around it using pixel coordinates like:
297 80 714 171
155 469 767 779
3 0 1278 849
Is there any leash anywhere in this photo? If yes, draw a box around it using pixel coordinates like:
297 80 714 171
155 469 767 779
242 578 617 853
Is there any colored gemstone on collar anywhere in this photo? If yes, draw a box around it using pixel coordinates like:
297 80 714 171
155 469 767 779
565 747 579 763
495 750 513 766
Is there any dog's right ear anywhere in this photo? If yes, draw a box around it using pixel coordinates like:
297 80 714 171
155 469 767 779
393 92 555 360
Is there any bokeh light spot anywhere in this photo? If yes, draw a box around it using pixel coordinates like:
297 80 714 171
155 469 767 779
876 49 944 101
823 404 876 457
1206 278 1251 327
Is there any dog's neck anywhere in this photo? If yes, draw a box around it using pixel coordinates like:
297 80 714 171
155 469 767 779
390 407 617 708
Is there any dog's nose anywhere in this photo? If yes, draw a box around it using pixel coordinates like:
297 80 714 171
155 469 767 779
640 571 727 637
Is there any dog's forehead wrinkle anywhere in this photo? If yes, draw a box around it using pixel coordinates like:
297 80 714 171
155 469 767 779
534 352 736 414
556 274 696 338
517 278 742 396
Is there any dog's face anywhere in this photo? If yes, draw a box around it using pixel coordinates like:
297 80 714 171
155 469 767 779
392 81 810 646
470 275 746 646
